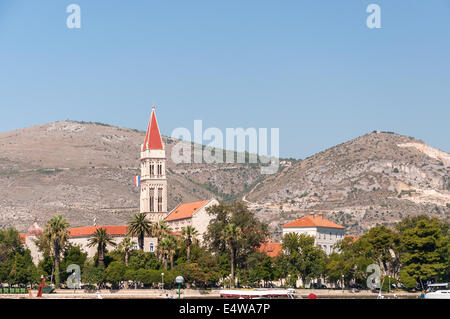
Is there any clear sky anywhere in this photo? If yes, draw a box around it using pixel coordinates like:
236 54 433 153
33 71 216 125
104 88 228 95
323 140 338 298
1 0 449 158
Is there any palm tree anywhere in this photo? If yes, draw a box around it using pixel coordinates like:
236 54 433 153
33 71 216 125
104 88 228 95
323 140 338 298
157 238 170 270
87 228 116 267
118 236 133 267
128 213 152 250
165 234 178 269
43 215 70 287
152 221 171 241
181 226 198 264
220 223 242 288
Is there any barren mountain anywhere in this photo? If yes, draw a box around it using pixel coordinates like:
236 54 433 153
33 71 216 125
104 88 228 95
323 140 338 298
246 131 450 238
1 123 448 237
0 121 264 231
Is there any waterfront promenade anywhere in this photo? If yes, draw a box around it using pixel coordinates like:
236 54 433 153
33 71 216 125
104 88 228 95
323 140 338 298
0 289 420 299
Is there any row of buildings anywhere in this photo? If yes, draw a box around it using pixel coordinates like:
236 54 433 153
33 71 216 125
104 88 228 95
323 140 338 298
20 107 346 264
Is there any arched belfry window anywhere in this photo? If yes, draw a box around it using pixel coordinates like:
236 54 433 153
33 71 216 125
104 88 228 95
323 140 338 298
157 188 163 212
149 187 155 212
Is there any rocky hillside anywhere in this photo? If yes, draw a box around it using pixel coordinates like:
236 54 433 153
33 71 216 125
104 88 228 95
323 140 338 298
246 131 450 237
1 123 448 236
0 121 265 231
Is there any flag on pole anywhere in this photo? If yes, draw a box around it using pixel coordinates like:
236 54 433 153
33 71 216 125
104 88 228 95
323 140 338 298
134 175 140 187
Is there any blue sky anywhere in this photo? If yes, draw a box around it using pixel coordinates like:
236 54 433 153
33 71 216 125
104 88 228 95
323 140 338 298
0 0 449 158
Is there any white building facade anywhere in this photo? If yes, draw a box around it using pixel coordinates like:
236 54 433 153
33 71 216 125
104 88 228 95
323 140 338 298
282 213 345 255
164 198 219 242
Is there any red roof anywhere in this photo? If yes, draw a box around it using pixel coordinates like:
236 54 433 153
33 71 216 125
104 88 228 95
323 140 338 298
344 235 360 242
143 106 163 151
26 222 43 236
19 233 26 243
69 225 129 238
164 200 210 222
258 239 282 258
283 214 344 229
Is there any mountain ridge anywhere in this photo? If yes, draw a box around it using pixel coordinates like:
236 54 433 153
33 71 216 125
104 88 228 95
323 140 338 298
0 122 448 236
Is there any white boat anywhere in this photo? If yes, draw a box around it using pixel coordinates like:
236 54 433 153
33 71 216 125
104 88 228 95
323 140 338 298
219 288 296 299
424 290 450 299
424 283 450 299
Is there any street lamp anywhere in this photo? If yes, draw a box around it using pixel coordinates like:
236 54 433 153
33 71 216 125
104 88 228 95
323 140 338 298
341 274 344 292
175 276 184 299
161 273 164 290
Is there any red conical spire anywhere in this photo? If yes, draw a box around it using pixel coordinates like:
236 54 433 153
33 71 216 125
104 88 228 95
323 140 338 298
143 106 163 151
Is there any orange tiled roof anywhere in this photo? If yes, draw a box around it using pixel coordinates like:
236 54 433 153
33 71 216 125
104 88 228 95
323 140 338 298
282 214 344 229
69 225 129 238
19 233 26 243
26 222 43 236
164 200 210 222
344 235 360 242
258 240 282 258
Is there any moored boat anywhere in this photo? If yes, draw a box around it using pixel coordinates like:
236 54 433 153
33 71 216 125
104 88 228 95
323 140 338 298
424 283 450 299
219 288 296 299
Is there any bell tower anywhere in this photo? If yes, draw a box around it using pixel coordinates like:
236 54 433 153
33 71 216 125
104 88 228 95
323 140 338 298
139 106 168 222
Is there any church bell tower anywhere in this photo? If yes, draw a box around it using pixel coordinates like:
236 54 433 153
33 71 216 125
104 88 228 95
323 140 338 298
140 106 168 222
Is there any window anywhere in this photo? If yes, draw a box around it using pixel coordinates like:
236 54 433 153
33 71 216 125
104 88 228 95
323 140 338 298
157 188 163 212
149 188 155 211
157 164 162 175
150 243 154 252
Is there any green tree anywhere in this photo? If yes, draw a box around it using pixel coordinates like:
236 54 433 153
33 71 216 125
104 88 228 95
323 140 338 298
281 233 326 287
173 263 211 288
105 261 126 288
152 221 171 241
241 252 275 287
157 234 178 270
128 213 152 250
87 228 117 267
364 226 401 277
166 234 178 269
8 250 38 285
134 269 161 287
128 250 160 271
0 228 25 282
399 269 417 290
398 216 449 285
326 236 373 287
181 226 198 264
37 252 54 279
220 223 242 287
42 215 70 287
205 202 268 286
82 262 104 287
61 245 87 283
118 237 133 267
